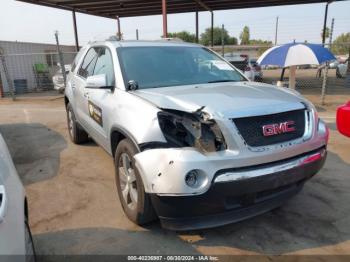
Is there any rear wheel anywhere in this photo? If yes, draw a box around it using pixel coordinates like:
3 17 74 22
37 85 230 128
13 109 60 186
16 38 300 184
114 138 156 225
66 103 89 144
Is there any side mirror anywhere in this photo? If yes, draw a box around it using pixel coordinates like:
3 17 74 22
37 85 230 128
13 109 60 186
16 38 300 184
337 101 350 137
86 74 110 89
127 80 139 91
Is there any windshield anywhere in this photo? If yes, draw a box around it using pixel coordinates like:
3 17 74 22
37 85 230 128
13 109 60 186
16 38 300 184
117 46 247 89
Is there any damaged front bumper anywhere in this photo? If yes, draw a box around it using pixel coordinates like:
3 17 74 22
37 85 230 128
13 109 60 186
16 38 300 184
135 147 326 230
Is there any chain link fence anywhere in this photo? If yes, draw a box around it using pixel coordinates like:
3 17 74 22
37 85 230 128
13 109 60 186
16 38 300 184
0 52 76 97
0 43 348 98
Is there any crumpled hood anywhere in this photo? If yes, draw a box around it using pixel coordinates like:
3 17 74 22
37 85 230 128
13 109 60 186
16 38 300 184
132 82 307 118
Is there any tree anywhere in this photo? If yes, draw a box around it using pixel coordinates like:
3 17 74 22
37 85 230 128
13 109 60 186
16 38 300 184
321 27 330 41
167 31 196 43
249 39 273 55
239 26 250 45
200 27 237 46
331 32 350 55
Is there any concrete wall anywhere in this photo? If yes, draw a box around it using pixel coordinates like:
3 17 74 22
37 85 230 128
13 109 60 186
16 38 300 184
0 40 76 94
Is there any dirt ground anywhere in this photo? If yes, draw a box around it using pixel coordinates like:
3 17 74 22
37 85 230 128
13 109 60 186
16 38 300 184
0 90 350 259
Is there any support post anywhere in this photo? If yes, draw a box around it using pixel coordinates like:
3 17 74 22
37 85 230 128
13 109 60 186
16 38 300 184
275 16 279 46
289 66 297 89
322 2 330 46
321 18 334 105
221 24 225 56
72 10 79 51
116 16 121 40
162 0 168 38
195 9 199 43
210 11 214 47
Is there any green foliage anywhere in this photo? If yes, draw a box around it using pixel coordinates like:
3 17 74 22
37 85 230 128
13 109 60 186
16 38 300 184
239 26 250 45
331 32 350 55
200 27 237 46
167 31 196 43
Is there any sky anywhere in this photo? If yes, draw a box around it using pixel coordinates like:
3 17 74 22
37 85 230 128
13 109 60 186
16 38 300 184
0 0 349 46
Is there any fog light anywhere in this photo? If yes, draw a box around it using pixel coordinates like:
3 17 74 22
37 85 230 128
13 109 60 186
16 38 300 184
185 170 198 188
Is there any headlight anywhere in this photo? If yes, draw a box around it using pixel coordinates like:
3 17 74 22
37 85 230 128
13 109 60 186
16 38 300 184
157 109 226 153
318 119 329 143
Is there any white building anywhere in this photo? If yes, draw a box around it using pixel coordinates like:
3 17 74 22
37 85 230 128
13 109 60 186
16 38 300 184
0 40 76 95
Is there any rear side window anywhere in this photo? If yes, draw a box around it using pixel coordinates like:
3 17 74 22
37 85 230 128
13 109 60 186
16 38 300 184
78 47 99 78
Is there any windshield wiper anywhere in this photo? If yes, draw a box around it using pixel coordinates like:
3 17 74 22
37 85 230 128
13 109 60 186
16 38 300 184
207 80 238 83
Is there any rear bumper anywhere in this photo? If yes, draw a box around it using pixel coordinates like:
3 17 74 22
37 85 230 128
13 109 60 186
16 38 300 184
150 148 326 230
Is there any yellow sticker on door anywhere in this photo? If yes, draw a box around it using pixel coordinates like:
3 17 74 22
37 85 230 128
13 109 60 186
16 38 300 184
88 101 103 126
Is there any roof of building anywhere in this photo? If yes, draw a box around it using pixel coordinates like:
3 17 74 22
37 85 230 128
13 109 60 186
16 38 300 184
17 0 345 19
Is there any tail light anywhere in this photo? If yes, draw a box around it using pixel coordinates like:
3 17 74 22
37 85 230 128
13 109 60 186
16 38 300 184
254 65 261 71
244 66 252 71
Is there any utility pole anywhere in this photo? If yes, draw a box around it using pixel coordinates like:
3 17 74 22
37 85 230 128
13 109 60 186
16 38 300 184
221 24 225 56
136 29 139 40
275 16 279 46
55 31 67 89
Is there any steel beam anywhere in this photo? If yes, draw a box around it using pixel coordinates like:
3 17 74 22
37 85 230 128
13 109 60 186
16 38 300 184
72 10 79 51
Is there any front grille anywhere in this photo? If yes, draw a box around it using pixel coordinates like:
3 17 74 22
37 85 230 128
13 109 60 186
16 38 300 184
232 109 306 147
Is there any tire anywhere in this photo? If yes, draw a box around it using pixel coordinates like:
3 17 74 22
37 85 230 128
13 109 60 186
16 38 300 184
25 220 36 262
66 103 89 144
114 138 156 225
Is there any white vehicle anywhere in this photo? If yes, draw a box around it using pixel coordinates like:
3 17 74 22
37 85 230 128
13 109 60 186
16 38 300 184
336 61 348 78
65 40 328 230
0 134 35 260
52 64 71 93
224 54 262 81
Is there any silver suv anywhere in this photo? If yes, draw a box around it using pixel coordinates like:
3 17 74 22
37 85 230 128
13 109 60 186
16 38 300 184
65 40 328 230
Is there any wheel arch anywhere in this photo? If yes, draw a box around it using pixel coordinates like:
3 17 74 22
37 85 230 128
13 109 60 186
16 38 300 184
110 126 140 157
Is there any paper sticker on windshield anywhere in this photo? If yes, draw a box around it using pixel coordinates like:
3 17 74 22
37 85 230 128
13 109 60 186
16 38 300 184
211 60 233 71
88 101 103 127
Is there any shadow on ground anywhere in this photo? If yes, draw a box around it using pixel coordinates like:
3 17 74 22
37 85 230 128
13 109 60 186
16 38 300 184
0 123 67 185
33 151 350 256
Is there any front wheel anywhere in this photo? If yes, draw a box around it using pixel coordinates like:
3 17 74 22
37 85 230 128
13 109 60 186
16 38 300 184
114 138 156 225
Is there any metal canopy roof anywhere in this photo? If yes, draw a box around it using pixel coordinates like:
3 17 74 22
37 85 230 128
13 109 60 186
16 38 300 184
16 0 344 19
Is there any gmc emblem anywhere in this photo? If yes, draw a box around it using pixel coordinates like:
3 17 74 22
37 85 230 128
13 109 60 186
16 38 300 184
262 121 296 136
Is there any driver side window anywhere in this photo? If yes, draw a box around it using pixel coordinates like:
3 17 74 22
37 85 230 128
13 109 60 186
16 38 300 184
78 47 99 78
93 48 115 86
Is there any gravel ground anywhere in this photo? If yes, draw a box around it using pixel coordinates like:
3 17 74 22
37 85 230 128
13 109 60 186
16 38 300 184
0 90 349 259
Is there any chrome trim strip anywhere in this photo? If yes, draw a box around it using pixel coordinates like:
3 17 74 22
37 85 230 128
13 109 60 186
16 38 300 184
214 149 325 183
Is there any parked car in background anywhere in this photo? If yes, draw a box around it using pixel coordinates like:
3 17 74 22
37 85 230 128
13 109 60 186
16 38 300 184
337 101 350 137
52 64 71 93
329 60 339 69
224 54 262 81
0 133 35 261
245 58 263 81
65 40 328 230
336 61 349 78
